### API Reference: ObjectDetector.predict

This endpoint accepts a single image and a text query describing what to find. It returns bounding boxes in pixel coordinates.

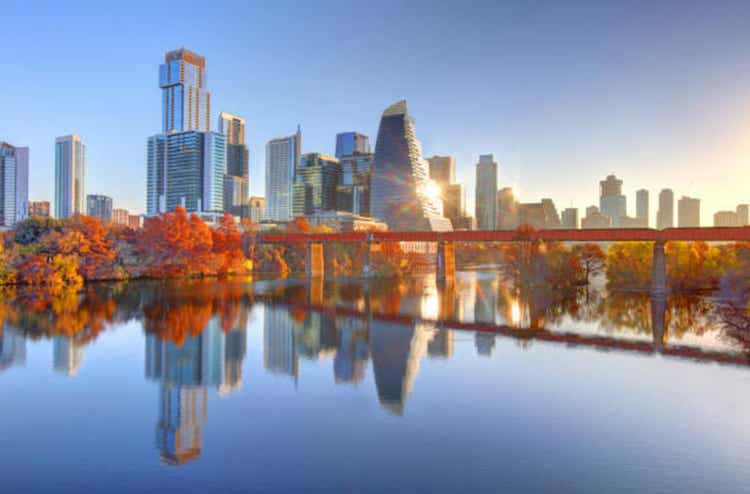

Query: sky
[2,0,750,225]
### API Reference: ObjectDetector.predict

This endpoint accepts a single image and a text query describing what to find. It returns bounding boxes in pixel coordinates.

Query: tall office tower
[292,153,341,217]
[475,154,498,230]
[496,187,519,230]
[737,204,749,226]
[336,151,374,216]
[636,189,649,226]
[426,155,456,189]
[248,196,265,223]
[561,208,579,229]
[29,200,50,217]
[657,188,674,229]
[54,135,85,219]
[370,101,451,231]
[678,196,700,227]
[218,112,249,216]
[0,142,29,226]
[146,134,166,215]
[157,131,226,213]
[265,128,301,222]
[599,174,626,225]
[160,48,210,133]
[541,198,561,228]
[86,194,113,222]
[335,132,370,159]
[443,183,463,225]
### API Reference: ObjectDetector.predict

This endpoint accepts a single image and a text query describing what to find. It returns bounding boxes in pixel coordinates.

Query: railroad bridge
[253,227,750,295]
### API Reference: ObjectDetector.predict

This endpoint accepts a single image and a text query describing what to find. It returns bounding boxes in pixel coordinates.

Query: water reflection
[1,274,749,467]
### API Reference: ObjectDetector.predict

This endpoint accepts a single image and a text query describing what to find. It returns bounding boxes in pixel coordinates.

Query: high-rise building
[443,183,463,225]
[160,48,210,133]
[29,200,50,217]
[336,152,373,216]
[248,196,265,223]
[335,132,370,159]
[55,135,85,218]
[112,208,129,226]
[475,154,498,230]
[561,208,578,229]
[599,174,626,225]
[517,200,560,230]
[737,204,749,226]
[86,194,113,222]
[426,156,456,189]
[128,214,142,229]
[0,142,29,226]
[265,128,301,222]
[636,189,649,227]
[496,187,519,230]
[657,189,674,229]
[218,112,249,216]
[541,199,561,228]
[678,196,700,227]
[292,153,341,217]
[714,211,740,227]
[582,209,612,228]
[146,134,166,215]
[370,101,451,231]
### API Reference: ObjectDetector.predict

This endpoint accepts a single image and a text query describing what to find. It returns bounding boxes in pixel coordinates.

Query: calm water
[2,272,750,493]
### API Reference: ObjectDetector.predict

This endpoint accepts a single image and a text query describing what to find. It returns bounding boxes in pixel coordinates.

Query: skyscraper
[678,196,700,227]
[335,132,370,159]
[443,183,464,225]
[86,194,113,222]
[265,128,301,222]
[657,188,674,229]
[0,142,29,226]
[737,204,749,226]
[496,187,518,230]
[475,154,498,230]
[336,152,373,216]
[599,174,626,225]
[370,101,451,231]
[636,189,649,227]
[218,112,249,216]
[426,155,456,189]
[292,153,341,217]
[55,135,85,218]
[160,48,210,133]
[561,208,579,229]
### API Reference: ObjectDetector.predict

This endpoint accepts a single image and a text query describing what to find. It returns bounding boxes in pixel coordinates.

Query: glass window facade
[292,153,341,217]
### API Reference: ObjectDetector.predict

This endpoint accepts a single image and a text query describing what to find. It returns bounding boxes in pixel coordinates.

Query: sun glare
[420,180,442,201]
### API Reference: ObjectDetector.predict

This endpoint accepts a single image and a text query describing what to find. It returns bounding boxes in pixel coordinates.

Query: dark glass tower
[370,100,452,231]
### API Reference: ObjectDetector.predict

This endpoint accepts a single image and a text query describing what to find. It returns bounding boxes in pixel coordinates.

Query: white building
[55,134,86,218]
[265,128,301,222]
[0,142,29,226]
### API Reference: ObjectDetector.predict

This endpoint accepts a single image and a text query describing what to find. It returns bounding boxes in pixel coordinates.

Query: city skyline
[2,2,750,226]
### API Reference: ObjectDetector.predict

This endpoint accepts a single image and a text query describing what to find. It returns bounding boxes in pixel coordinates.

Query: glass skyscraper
[160,49,210,133]
[265,127,301,222]
[370,100,451,231]
[163,131,225,212]
[55,134,85,218]
[0,142,29,226]
[292,153,341,217]
[335,132,370,159]
[475,154,497,230]
[218,112,249,216]
[86,194,113,222]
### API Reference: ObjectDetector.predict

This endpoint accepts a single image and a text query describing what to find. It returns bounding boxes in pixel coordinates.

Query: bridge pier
[651,241,667,296]
[436,240,455,281]
[650,294,667,351]
[306,240,325,278]
[361,234,374,278]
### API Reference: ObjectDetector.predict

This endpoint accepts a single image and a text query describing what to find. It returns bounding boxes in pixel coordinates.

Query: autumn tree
[572,243,606,285]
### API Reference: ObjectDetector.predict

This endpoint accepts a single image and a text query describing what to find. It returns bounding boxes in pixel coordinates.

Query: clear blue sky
[3,0,750,224]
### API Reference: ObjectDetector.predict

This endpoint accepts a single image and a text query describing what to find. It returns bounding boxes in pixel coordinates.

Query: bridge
[253,227,750,295]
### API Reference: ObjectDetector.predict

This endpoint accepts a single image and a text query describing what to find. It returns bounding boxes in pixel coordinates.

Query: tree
[572,243,606,285]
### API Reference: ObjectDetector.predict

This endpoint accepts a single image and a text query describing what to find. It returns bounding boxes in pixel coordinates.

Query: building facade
[55,135,85,218]
[561,208,579,229]
[714,211,740,227]
[496,187,519,230]
[336,152,373,217]
[160,48,210,133]
[112,208,129,226]
[426,155,456,189]
[292,153,341,217]
[265,128,301,222]
[475,154,498,230]
[737,204,749,226]
[599,174,626,225]
[248,196,265,223]
[370,101,451,231]
[636,189,649,227]
[86,194,113,222]
[335,132,370,159]
[128,214,142,229]
[678,196,700,227]
[29,200,50,217]
[657,188,674,229]
[218,112,249,216]
[0,142,29,226]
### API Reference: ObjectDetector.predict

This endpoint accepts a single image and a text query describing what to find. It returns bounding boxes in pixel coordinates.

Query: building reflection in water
[333,315,369,384]
[0,326,26,371]
[145,310,248,465]
[53,336,84,376]
[263,305,299,381]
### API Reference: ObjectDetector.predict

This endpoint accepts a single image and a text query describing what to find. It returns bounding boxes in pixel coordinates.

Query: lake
[1,272,750,493]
